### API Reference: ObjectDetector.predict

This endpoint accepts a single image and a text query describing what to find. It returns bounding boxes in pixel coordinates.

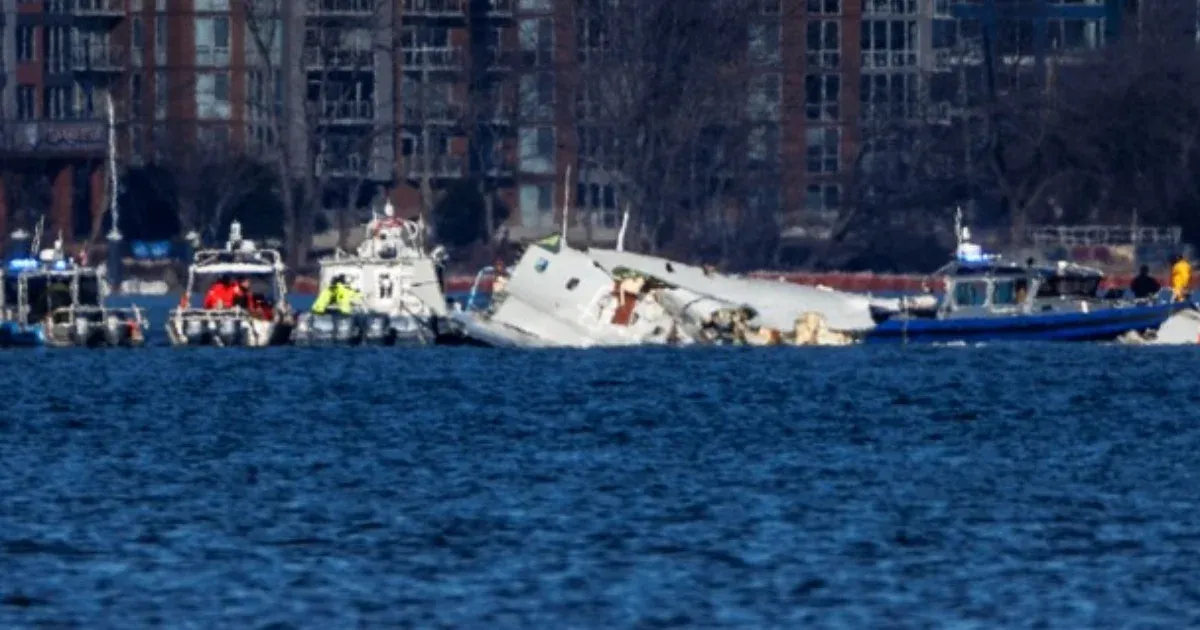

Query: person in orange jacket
[203,275,235,309]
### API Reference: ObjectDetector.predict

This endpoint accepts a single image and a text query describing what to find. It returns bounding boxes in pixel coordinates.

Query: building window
[195,0,231,10]
[132,17,145,50]
[155,15,168,64]
[576,181,619,228]
[805,126,840,174]
[399,25,449,49]
[196,71,231,119]
[17,26,35,61]
[861,19,917,68]
[806,20,840,69]
[804,74,840,122]
[519,17,554,67]
[1047,18,1103,51]
[17,86,35,119]
[862,0,916,15]
[518,0,552,11]
[577,14,612,62]
[519,126,555,173]
[44,86,72,119]
[577,125,614,161]
[749,21,781,64]
[860,72,918,120]
[519,72,554,121]
[155,72,168,119]
[195,17,230,66]
[807,0,840,14]
[748,73,782,121]
[47,26,69,73]
[805,183,841,217]
[130,73,143,117]
[748,124,779,165]
[519,183,554,228]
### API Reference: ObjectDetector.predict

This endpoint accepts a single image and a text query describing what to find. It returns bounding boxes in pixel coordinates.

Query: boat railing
[465,266,495,311]
[169,306,281,324]
[46,304,146,325]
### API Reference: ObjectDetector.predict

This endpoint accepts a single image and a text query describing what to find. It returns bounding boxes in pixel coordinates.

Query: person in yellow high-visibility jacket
[1170,254,1192,302]
[312,275,361,315]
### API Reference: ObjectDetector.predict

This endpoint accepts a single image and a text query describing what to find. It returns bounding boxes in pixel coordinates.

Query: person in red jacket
[203,276,235,309]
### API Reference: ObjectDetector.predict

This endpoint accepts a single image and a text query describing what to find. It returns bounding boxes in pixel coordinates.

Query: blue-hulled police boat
[864,219,1191,344]
[0,239,147,348]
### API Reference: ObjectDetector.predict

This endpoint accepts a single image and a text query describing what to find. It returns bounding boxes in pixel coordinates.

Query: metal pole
[105,93,122,292]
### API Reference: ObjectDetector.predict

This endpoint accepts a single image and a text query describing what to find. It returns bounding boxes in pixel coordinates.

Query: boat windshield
[3,275,16,308]
[953,280,988,307]
[1035,275,1101,298]
[25,276,70,320]
[991,278,1029,306]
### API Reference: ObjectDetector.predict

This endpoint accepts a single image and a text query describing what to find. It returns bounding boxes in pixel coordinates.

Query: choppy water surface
[2,345,1199,628]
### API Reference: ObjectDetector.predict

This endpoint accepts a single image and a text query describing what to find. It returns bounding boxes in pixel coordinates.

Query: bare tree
[239,0,404,268]
[560,0,762,261]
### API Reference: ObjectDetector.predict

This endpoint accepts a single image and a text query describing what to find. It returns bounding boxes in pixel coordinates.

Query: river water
[1,340,1199,628]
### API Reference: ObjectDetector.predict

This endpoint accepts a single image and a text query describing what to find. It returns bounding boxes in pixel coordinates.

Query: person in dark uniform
[1130,265,1161,299]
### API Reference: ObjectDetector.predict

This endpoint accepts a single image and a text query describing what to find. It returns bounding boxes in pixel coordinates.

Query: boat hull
[166,309,293,347]
[0,322,45,348]
[438,311,553,348]
[291,312,436,346]
[864,302,1186,344]
[0,313,146,348]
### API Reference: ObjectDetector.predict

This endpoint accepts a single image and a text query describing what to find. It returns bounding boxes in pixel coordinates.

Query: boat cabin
[938,257,1106,316]
[181,224,288,313]
[2,256,104,325]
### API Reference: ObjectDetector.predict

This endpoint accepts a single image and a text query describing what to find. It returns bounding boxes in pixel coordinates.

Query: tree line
[4,0,1196,273]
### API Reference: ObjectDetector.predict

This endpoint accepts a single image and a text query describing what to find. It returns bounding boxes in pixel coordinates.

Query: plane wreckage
[444,235,883,348]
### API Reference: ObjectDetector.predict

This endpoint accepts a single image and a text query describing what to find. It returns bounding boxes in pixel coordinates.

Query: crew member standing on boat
[203,275,236,309]
[1171,255,1192,302]
[1130,265,1162,299]
[231,276,252,309]
[311,275,360,315]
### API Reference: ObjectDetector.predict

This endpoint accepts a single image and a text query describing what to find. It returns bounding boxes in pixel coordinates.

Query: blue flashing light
[52,260,68,270]
[7,258,38,271]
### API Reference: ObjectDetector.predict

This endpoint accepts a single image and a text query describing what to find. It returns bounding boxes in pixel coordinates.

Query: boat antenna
[954,206,964,248]
[616,202,630,252]
[31,215,44,256]
[106,92,120,242]
[561,165,571,246]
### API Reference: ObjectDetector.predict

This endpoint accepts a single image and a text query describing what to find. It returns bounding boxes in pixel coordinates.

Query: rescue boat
[292,200,449,346]
[165,221,294,347]
[0,236,147,348]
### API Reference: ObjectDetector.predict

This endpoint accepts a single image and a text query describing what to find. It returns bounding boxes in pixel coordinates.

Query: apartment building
[0,0,250,245]
[0,0,1155,251]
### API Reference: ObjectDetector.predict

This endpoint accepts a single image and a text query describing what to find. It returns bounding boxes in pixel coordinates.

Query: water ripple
[0,344,1197,627]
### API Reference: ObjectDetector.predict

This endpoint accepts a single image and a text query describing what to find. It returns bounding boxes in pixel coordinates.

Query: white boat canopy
[192,262,277,275]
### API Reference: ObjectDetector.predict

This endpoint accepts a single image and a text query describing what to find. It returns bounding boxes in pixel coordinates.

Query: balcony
[0,120,107,156]
[402,103,461,125]
[317,152,369,177]
[318,100,375,123]
[405,154,464,179]
[72,0,124,18]
[402,0,466,20]
[302,48,374,69]
[484,0,514,19]
[71,44,124,73]
[306,0,376,17]
[479,156,514,178]
[402,47,463,73]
